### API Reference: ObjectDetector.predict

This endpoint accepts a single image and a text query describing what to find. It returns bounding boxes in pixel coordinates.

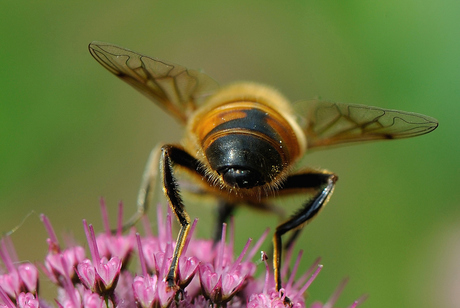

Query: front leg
[161,144,207,288]
[273,170,338,291]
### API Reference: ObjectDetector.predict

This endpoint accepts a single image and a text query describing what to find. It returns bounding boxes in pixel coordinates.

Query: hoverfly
[88,42,438,291]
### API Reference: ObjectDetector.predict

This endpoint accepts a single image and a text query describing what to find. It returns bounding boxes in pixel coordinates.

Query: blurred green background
[0,1,459,307]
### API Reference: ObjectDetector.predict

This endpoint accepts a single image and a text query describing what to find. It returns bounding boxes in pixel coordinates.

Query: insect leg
[283,228,302,251]
[273,170,338,291]
[123,144,162,230]
[161,144,207,288]
[213,201,236,242]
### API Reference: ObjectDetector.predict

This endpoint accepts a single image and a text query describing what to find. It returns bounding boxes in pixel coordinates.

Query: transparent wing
[294,99,438,149]
[89,41,219,124]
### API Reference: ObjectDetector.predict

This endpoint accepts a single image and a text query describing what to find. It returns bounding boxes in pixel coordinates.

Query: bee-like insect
[89,42,438,291]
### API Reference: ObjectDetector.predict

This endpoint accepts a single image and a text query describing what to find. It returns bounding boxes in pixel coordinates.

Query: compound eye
[220,167,265,189]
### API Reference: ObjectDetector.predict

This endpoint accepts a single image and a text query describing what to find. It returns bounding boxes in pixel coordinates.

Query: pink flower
[0,270,21,300]
[0,237,39,299]
[17,265,38,295]
[16,293,39,308]
[76,259,97,292]
[0,202,364,308]
[96,199,136,264]
[41,214,86,285]
[75,221,122,296]
[197,223,266,304]
[132,274,174,308]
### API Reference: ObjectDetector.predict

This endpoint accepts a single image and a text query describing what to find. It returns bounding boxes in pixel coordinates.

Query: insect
[88,41,438,291]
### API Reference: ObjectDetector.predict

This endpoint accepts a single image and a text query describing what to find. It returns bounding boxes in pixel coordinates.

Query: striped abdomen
[194,101,301,189]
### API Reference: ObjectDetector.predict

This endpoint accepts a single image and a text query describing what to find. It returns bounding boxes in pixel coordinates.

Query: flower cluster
[0,199,364,308]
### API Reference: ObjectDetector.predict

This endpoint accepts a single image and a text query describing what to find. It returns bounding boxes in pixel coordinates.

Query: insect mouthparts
[220,167,263,189]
